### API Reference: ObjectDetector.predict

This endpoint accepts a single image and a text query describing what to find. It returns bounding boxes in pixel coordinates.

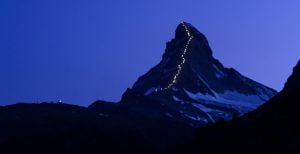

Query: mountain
[0,22,282,154]
[0,102,193,154]
[182,60,300,154]
[119,22,277,126]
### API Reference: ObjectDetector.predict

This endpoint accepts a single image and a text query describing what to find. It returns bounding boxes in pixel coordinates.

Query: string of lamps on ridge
[155,22,194,92]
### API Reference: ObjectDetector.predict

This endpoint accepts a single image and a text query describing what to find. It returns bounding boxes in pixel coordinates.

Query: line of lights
[155,22,193,92]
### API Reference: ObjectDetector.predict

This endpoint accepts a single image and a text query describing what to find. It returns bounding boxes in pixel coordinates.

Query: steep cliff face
[186,60,300,154]
[120,22,277,126]
[282,60,300,94]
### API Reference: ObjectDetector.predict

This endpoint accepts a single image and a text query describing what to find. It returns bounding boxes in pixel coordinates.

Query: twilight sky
[1,0,300,106]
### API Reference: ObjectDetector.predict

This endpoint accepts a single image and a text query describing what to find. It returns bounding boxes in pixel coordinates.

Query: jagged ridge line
[155,22,193,92]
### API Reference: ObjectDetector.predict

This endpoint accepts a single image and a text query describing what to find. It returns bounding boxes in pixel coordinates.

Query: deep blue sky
[1,0,300,106]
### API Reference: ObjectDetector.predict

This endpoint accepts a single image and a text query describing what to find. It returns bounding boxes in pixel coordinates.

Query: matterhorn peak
[175,22,193,38]
[121,22,277,127]
[175,22,210,47]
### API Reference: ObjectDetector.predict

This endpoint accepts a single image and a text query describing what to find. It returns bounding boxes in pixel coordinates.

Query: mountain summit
[121,22,277,126]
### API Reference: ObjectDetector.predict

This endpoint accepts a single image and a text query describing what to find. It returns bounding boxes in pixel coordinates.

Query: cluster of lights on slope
[155,22,194,92]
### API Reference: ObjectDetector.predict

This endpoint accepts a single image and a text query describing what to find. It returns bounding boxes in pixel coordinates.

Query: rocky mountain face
[182,60,300,154]
[120,22,277,126]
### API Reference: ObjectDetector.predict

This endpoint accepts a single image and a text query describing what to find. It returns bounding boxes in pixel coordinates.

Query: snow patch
[256,87,275,101]
[192,103,218,122]
[172,96,185,104]
[183,114,204,121]
[173,96,181,102]
[144,87,155,96]
[184,89,216,101]
[221,90,264,106]
[213,64,225,78]
[172,87,179,91]
[192,103,214,112]
[165,112,173,118]
[195,73,219,97]
[184,89,264,108]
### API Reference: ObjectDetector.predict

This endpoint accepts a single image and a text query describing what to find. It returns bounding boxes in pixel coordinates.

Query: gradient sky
[1,0,300,106]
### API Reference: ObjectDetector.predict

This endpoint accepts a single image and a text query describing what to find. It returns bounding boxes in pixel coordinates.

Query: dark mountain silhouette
[0,102,193,154]
[119,22,276,126]
[179,60,300,154]
[0,22,287,154]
